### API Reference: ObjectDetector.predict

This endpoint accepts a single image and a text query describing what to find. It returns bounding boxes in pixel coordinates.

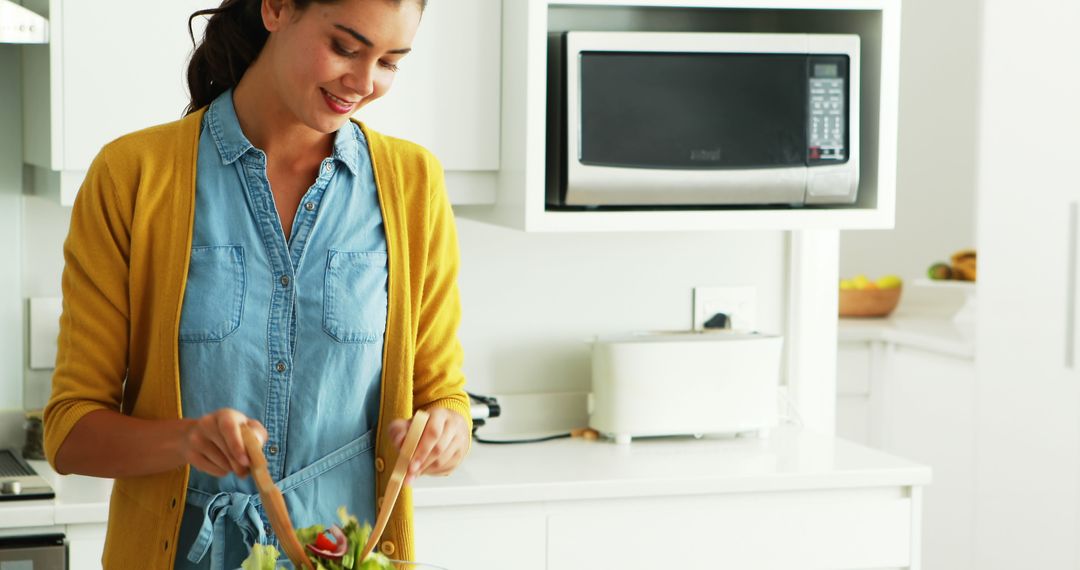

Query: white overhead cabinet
[20,0,500,206]
[974,0,1080,567]
[357,0,501,204]
[21,0,213,204]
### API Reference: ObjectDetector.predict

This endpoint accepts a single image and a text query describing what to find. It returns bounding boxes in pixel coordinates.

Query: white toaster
[589,331,784,444]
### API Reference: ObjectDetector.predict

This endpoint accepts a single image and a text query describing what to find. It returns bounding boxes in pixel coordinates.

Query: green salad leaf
[241,544,284,570]
[240,507,394,570]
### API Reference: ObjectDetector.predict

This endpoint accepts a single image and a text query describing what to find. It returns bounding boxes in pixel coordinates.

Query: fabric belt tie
[186,489,266,570]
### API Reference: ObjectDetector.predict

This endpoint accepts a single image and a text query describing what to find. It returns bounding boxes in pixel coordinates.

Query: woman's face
[262,0,422,134]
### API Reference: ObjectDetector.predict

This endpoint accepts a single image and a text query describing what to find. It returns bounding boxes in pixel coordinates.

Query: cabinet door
[974,1,1080,567]
[356,0,501,172]
[66,523,107,570]
[61,0,215,171]
[413,504,545,570]
[883,346,975,570]
[836,340,873,445]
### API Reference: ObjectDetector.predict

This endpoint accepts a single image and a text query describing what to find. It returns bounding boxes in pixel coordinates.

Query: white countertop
[413,426,930,508]
[3,427,930,528]
[1,460,112,530]
[839,315,975,359]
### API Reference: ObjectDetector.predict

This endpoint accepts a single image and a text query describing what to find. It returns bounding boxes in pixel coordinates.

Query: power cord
[472,428,572,445]
[467,391,599,444]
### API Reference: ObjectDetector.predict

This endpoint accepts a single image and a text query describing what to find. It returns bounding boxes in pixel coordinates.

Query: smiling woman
[42,0,471,569]
[186,0,428,117]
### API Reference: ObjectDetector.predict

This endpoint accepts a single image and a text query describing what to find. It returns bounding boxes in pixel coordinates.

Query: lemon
[851,274,871,290]
[875,275,903,289]
[839,279,855,290]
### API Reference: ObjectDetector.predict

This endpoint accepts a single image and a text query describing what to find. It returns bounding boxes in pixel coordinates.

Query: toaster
[589,331,784,444]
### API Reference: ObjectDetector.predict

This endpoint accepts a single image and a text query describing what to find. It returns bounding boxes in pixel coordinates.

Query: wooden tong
[241,425,315,570]
[359,409,431,561]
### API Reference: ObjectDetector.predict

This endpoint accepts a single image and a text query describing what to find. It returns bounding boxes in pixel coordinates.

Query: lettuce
[241,544,284,570]
[239,507,394,570]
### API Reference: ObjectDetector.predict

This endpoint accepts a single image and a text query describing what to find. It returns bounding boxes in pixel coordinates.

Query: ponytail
[185,0,272,115]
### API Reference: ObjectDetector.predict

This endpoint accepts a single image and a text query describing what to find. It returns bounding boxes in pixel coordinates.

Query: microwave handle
[1067,201,1078,369]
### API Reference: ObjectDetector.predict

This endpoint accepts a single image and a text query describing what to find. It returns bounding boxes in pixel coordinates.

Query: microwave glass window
[578,52,808,170]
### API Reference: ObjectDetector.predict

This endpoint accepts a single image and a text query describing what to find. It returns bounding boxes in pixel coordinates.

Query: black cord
[472,431,573,444]
[473,423,574,444]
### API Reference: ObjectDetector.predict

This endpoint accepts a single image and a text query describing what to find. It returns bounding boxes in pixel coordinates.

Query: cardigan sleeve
[410,153,472,429]
[43,147,133,469]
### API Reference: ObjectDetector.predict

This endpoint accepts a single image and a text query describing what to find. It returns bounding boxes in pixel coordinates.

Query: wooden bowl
[838,286,902,318]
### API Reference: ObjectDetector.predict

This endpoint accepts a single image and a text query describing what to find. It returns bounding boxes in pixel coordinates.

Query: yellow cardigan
[43,107,471,568]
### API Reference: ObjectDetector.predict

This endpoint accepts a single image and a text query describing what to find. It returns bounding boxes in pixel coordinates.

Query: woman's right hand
[182,409,268,478]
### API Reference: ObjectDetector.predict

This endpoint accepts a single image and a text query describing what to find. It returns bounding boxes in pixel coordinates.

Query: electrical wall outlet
[692,286,758,332]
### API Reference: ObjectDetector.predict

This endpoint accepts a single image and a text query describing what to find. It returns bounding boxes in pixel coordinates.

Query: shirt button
[280,275,290,287]
[323,162,333,173]
[380,540,395,556]
[276,361,287,373]
[374,457,385,472]
[268,445,279,456]
[304,202,315,212]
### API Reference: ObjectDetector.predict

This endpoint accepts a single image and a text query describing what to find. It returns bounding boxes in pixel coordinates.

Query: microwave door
[566,50,809,207]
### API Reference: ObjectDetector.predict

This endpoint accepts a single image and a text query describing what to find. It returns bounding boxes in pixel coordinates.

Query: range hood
[0,0,48,44]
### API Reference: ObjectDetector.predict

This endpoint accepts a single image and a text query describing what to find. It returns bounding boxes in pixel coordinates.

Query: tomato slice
[314,530,337,551]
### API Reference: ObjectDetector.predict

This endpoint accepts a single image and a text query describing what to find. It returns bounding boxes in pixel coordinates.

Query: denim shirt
[174,90,387,569]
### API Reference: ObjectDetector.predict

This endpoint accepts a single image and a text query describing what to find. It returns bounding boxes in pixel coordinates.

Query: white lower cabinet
[837,339,975,570]
[416,488,921,570]
[545,490,914,570]
[66,523,107,570]
[413,504,546,570]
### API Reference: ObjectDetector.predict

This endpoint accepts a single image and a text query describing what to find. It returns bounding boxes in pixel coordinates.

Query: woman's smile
[321,87,357,114]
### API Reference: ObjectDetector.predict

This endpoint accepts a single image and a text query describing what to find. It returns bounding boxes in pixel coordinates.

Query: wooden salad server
[241,424,315,570]
[359,409,431,561]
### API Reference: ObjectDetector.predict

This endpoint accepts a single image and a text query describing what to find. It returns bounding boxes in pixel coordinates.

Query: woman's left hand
[388,408,469,486]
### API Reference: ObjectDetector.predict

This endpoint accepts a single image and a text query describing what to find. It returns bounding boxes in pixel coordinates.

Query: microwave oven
[546,31,861,208]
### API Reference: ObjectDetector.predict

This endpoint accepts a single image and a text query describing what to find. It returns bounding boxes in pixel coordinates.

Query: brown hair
[185,0,427,115]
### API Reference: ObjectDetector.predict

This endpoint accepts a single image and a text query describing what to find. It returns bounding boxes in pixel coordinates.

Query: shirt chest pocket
[179,245,246,343]
[323,250,389,344]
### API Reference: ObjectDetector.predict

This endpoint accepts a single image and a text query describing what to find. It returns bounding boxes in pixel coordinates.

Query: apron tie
[186,489,267,570]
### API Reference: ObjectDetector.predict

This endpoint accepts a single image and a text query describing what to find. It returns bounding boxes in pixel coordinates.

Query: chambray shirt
[174,90,387,570]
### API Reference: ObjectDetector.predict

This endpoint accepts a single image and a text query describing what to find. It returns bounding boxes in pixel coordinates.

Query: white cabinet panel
[883,346,975,570]
[357,0,501,173]
[22,0,499,205]
[22,0,212,172]
[414,504,545,570]
[546,490,913,570]
[838,341,872,396]
[974,0,1080,568]
[65,523,106,570]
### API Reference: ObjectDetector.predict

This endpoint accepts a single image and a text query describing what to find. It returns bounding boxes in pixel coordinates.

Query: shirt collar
[206,89,364,176]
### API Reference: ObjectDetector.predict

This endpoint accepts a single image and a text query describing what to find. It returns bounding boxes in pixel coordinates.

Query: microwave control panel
[807,56,848,164]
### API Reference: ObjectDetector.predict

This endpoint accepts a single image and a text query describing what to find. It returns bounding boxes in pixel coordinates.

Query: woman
[42,0,471,567]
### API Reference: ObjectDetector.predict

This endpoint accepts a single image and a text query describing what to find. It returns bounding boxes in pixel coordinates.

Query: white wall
[839,0,980,282]
[455,222,787,395]
[0,46,26,411]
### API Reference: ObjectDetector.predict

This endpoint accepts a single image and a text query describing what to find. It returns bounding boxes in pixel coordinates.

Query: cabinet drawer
[547,488,913,569]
